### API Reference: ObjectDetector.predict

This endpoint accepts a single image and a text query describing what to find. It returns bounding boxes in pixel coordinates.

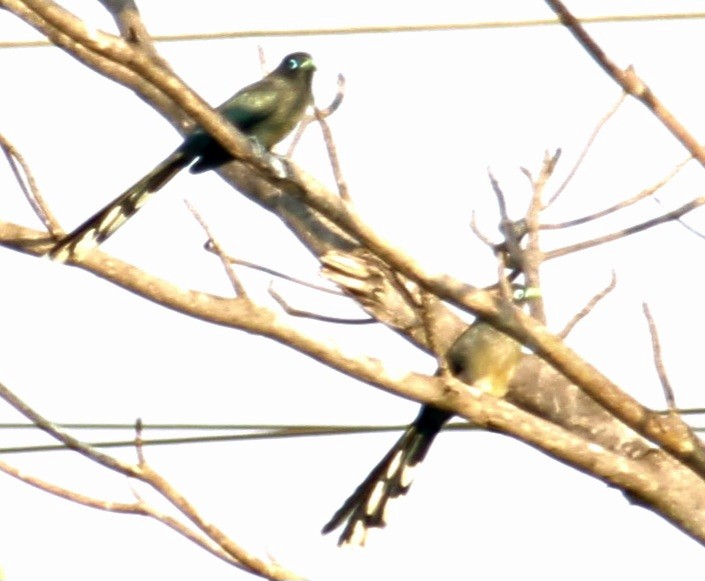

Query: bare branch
[545,93,626,208]
[545,193,705,261]
[542,156,692,230]
[288,73,346,156]
[0,378,300,579]
[0,456,140,513]
[98,0,163,62]
[257,45,268,73]
[652,194,705,240]
[0,380,141,477]
[204,242,344,296]
[469,210,496,248]
[487,168,524,272]
[134,417,146,465]
[185,200,247,297]
[522,150,560,323]
[268,283,373,324]
[545,0,705,168]
[643,303,676,410]
[0,131,61,235]
[315,104,350,200]
[559,271,617,339]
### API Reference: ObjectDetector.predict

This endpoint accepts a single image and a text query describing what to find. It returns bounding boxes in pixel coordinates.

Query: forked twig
[0,380,299,578]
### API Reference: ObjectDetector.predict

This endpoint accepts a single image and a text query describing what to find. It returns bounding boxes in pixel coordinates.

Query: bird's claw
[264,152,290,180]
[246,137,289,179]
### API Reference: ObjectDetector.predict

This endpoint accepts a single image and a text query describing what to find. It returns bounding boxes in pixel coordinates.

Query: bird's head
[484,283,541,306]
[275,52,316,78]
[509,284,541,304]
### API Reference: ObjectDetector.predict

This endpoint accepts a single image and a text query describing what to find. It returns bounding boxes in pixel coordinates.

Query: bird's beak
[301,58,316,71]
[523,287,542,299]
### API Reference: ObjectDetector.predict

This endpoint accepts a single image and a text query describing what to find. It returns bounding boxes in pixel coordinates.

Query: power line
[1,420,704,454]
[1,12,704,50]
[0,422,483,454]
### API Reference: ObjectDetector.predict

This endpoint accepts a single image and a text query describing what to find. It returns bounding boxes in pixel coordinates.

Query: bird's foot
[247,136,267,158]
[247,137,290,179]
[264,152,291,180]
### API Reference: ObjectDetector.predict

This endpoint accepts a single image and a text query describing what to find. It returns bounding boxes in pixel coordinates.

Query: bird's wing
[216,79,281,131]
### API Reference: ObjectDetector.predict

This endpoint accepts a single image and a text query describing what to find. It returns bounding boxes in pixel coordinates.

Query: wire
[0,422,483,454]
[1,12,705,50]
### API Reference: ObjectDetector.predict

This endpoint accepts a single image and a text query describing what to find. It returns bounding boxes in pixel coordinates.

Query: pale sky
[1,2,705,580]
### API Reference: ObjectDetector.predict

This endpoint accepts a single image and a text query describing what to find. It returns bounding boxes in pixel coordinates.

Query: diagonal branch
[0,130,61,235]
[545,193,705,260]
[541,156,691,231]
[545,0,705,167]
[545,92,626,208]
[0,379,300,580]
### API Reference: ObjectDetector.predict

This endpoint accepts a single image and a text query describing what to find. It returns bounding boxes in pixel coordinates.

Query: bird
[50,52,316,261]
[322,285,539,546]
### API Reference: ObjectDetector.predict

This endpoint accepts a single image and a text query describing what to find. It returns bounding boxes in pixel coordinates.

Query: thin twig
[257,45,268,73]
[545,93,626,208]
[185,200,247,297]
[0,378,297,578]
[0,131,61,235]
[521,151,560,323]
[559,271,617,339]
[545,0,705,168]
[542,156,692,230]
[488,167,510,220]
[288,73,345,155]
[488,168,524,271]
[469,211,496,248]
[0,457,239,568]
[643,303,676,410]
[204,240,344,295]
[135,417,145,465]
[315,104,350,200]
[0,381,140,476]
[545,193,705,260]
[268,283,374,324]
[652,195,705,240]
[0,457,140,512]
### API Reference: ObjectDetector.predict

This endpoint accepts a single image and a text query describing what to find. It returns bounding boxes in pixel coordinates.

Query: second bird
[51,51,316,261]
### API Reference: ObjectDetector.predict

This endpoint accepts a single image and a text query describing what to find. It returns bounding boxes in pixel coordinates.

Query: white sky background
[1,1,705,579]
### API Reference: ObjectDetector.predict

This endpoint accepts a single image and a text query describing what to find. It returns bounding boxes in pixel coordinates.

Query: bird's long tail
[50,148,192,261]
[322,406,449,546]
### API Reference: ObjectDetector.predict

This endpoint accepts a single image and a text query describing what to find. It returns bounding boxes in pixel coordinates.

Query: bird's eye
[513,288,526,301]
[287,58,299,70]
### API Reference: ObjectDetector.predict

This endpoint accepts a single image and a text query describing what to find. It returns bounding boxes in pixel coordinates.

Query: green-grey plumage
[322,286,536,546]
[50,52,315,261]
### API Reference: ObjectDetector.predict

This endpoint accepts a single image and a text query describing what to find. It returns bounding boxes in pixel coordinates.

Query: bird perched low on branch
[322,285,539,546]
[51,51,316,261]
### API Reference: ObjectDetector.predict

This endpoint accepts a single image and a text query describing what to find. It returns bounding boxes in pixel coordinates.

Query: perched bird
[322,285,539,546]
[51,52,316,261]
